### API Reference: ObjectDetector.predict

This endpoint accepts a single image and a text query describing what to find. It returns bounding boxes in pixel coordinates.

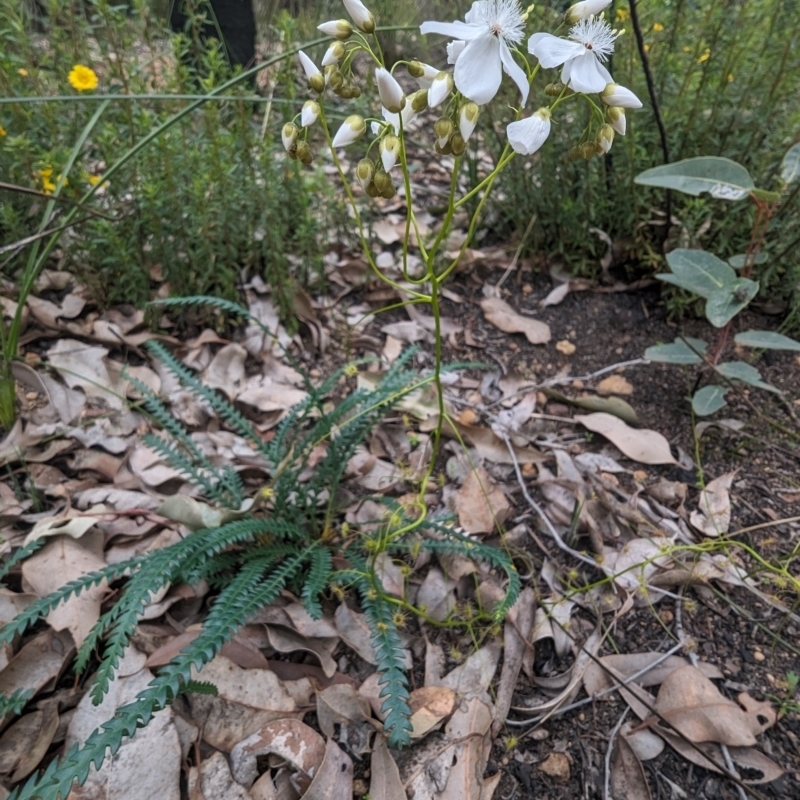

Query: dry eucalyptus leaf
[229,718,325,790]
[302,739,353,800]
[264,624,338,679]
[409,685,457,739]
[24,504,106,545]
[439,642,500,701]
[653,665,769,747]
[0,704,59,781]
[188,752,251,800]
[203,342,247,399]
[480,297,551,345]
[454,468,512,534]
[575,413,677,465]
[316,684,374,754]
[611,723,652,800]
[620,720,664,761]
[46,339,127,410]
[21,531,108,648]
[369,734,406,800]
[689,472,734,537]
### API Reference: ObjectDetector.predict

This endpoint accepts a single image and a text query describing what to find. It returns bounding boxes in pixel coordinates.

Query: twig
[727,516,800,537]
[495,214,537,290]
[604,708,629,800]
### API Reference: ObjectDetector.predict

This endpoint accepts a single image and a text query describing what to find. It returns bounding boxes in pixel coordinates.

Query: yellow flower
[18,68,28,77]
[683,46,691,52]
[652,22,664,32]
[644,44,650,53]
[38,167,67,194]
[68,64,98,92]
[727,73,734,82]
[0,125,6,138]
[698,48,711,63]
[615,7,629,21]
[87,174,102,186]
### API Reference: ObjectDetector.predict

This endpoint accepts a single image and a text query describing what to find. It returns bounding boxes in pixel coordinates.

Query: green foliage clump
[0,340,519,800]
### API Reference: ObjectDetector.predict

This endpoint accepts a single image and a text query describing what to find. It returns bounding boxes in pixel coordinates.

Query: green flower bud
[459,102,480,142]
[309,72,325,94]
[579,142,596,160]
[595,123,615,154]
[327,67,344,92]
[434,140,453,155]
[380,182,397,199]
[407,61,425,79]
[410,89,429,113]
[450,132,466,155]
[380,134,401,171]
[282,123,299,152]
[296,140,313,165]
[545,82,573,97]
[331,114,366,148]
[356,158,374,190]
[366,181,381,197]
[605,106,626,136]
[434,117,454,149]
[373,169,393,194]
[567,145,582,161]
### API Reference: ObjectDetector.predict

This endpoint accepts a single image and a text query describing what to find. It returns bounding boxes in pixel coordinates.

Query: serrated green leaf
[717,362,781,393]
[644,337,707,364]
[660,249,736,299]
[635,157,754,200]
[692,385,727,416]
[704,278,759,327]
[781,142,800,185]
[734,330,800,351]
[727,252,768,269]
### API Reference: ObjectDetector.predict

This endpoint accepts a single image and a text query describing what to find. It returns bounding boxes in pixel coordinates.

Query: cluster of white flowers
[284,0,646,192]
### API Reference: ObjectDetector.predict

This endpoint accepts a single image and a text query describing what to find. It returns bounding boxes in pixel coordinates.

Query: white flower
[447,40,466,64]
[332,115,366,148]
[380,134,401,171]
[411,61,441,89]
[420,0,530,106]
[375,67,405,113]
[600,82,642,108]
[507,107,551,154]
[301,100,320,128]
[318,19,353,40]
[321,42,345,67]
[343,0,375,33]
[282,123,298,152]
[298,51,322,82]
[596,122,614,153]
[428,71,453,107]
[605,106,626,135]
[370,104,417,136]
[459,102,480,141]
[566,0,612,24]
[528,17,617,94]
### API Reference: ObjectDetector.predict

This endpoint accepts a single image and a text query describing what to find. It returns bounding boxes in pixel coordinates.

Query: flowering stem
[454,149,515,210]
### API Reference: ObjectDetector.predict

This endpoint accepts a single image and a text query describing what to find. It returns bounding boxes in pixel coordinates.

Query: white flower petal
[420,20,482,40]
[447,40,467,64]
[454,33,502,106]
[297,50,321,80]
[601,83,643,108]
[507,110,551,155]
[567,0,612,23]
[499,40,529,106]
[565,50,609,93]
[415,62,441,89]
[376,67,405,113]
[343,0,374,31]
[428,72,452,107]
[528,32,584,67]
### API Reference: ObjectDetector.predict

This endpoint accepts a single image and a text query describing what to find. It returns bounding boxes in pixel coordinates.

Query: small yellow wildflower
[652,22,664,31]
[727,73,734,82]
[18,68,28,77]
[0,125,6,138]
[87,174,102,186]
[615,7,629,21]
[38,167,67,194]
[698,48,711,63]
[343,363,359,377]
[644,44,650,53]
[683,46,691,52]
[68,64,98,92]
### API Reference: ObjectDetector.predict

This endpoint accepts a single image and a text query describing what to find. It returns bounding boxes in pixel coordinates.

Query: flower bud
[434,117,454,149]
[428,71,453,108]
[566,0,612,24]
[567,146,582,161]
[298,51,324,93]
[434,140,453,155]
[366,181,381,197]
[317,19,353,40]
[605,106,626,136]
[380,134,401,171]
[380,182,397,199]
[327,67,344,92]
[579,142,596,160]
[356,158,374,190]
[296,140,313,165]
[545,82,565,96]
[348,85,361,99]
[343,0,375,33]
[459,102,479,142]
[407,61,425,79]
[375,68,405,114]
[373,169,393,194]
[450,132,466,155]
[410,89,429,113]
[301,100,320,128]
[408,61,440,89]
[331,114,366,148]
[595,123,614,154]
[282,122,299,152]
[321,41,346,67]
[600,83,643,109]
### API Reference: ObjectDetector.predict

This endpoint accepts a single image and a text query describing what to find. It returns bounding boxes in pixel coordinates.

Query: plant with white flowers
[282,0,645,476]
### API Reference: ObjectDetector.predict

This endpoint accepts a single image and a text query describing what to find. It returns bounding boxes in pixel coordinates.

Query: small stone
[353,778,369,796]
[556,340,576,356]
[309,369,321,378]
[546,403,570,417]
[522,462,538,478]
[659,609,674,624]
[596,375,634,396]
[458,408,479,426]
[530,728,549,741]
[633,470,648,483]
[753,650,765,662]
[536,391,548,407]
[539,753,570,783]
[572,379,584,390]
[26,391,38,401]
[522,284,533,294]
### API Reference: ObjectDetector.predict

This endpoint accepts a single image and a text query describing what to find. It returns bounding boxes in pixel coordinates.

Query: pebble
[353,778,369,796]
[753,650,765,662]
[546,403,570,416]
[556,340,576,356]
[539,753,570,783]
[26,391,38,401]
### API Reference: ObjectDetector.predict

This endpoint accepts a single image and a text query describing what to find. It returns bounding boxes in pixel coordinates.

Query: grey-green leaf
[635,157,754,200]
[704,278,759,327]
[727,252,768,269]
[781,142,800,185]
[661,249,736,299]
[645,337,707,364]
[692,385,727,416]
[717,361,780,393]
[734,330,800,351]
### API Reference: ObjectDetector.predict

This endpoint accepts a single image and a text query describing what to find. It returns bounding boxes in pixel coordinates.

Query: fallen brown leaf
[689,472,734,537]
[454,468,512,535]
[575,413,677,465]
[480,297,551,345]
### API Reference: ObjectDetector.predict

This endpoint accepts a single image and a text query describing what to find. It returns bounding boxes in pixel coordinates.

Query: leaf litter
[0,217,797,800]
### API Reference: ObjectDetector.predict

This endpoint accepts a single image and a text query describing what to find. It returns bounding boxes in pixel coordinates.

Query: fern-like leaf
[0,689,32,720]
[0,539,44,585]
[301,545,331,620]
